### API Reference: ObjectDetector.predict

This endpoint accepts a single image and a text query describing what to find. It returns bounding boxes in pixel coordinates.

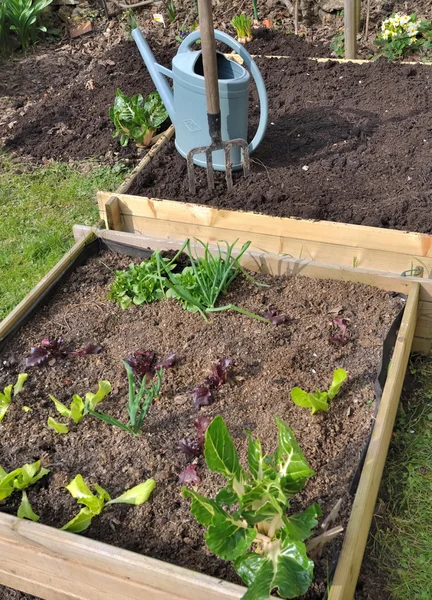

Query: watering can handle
[178,30,268,153]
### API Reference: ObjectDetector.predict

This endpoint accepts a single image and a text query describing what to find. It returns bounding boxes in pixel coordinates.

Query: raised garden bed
[0,223,425,600]
[127,55,432,234]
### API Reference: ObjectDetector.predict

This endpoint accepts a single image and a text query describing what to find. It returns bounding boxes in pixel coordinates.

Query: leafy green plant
[156,238,270,323]
[231,15,252,43]
[375,13,432,59]
[0,373,28,421]
[62,474,156,532]
[108,252,175,309]
[5,0,52,50]
[109,89,168,147]
[18,490,40,521]
[183,416,320,600]
[330,30,345,57]
[291,368,347,414]
[47,380,112,434]
[85,363,163,436]
[0,460,49,522]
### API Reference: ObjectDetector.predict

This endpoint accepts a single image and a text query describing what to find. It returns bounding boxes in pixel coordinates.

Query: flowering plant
[375,13,432,59]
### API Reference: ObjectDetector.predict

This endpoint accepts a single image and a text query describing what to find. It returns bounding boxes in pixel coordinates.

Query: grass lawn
[370,355,432,600]
[0,155,127,320]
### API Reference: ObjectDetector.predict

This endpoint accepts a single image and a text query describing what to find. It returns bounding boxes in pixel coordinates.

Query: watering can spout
[132,27,175,123]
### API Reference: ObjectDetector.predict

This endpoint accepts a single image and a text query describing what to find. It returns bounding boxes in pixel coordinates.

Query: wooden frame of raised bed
[0,218,429,600]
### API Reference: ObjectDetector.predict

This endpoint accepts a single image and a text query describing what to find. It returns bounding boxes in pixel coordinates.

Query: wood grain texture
[329,282,419,600]
[97,192,432,275]
[0,513,245,600]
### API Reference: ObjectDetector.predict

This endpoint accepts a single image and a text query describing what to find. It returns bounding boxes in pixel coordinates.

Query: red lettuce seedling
[194,416,211,445]
[125,350,176,381]
[192,386,212,409]
[193,359,232,409]
[264,306,289,326]
[329,318,350,346]
[178,438,201,458]
[26,338,102,367]
[182,416,320,600]
[179,464,200,485]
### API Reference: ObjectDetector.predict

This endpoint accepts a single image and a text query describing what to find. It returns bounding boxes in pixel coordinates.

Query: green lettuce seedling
[61,474,156,533]
[291,368,348,415]
[47,380,112,434]
[183,416,321,600]
[0,460,49,522]
[0,373,28,421]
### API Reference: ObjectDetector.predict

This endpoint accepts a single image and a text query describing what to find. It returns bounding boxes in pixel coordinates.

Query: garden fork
[187,0,250,195]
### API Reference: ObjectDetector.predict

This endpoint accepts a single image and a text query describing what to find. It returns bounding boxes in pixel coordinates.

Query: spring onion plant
[86,362,163,436]
[231,15,253,43]
[156,238,270,323]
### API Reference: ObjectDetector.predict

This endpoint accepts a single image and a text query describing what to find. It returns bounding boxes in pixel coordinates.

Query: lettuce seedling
[26,337,102,367]
[86,363,163,436]
[193,358,233,409]
[291,368,348,415]
[47,381,112,433]
[125,350,176,382]
[17,491,40,522]
[183,416,320,600]
[0,460,49,501]
[0,373,28,421]
[61,474,156,533]
[179,464,200,485]
[329,318,350,346]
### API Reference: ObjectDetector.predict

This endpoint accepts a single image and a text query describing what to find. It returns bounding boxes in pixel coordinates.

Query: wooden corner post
[344,0,357,59]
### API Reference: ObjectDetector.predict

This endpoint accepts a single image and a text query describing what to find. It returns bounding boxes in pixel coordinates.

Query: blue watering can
[132,28,268,172]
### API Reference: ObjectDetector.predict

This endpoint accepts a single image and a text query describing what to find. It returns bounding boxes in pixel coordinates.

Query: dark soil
[0,30,327,165]
[0,39,174,164]
[130,55,432,234]
[0,249,403,599]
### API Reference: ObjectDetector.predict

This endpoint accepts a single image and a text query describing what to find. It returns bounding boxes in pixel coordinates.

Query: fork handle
[197,0,221,142]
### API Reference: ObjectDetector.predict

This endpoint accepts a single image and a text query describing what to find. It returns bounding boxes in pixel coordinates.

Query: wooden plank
[97,192,432,261]
[0,231,95,342]
[0,513,245,600]
[114,125,175,195]
[328,282,419,600]
[105,196,122,231]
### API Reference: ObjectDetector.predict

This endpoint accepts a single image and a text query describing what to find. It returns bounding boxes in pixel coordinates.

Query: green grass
[371,355,432,600]
[0,154,127,320]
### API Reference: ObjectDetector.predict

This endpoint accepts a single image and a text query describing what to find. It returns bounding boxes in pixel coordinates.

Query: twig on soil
[111,0,159,8]
[307,525,344,553]
[251,157,270,182]
[321,497,343,532]
[364,0,371,38]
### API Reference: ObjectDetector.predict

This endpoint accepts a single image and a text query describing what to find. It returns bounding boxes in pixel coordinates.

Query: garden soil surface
[130,55,432,233]
[0,249,403,599]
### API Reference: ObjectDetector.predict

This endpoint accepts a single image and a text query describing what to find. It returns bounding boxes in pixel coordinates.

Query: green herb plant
[109,88,168,147]
[330,30,345,57]
[108,252,175,309]
[47,380,112,434]
[85,363,162,436]
[375,13,432,60]
[183,416,321,600]
[0,460,50,522]
[231,15,253,43]
[4,0,52,50]
[0,373,28,421]
[62,474,156,532]
[291,368,347,414]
